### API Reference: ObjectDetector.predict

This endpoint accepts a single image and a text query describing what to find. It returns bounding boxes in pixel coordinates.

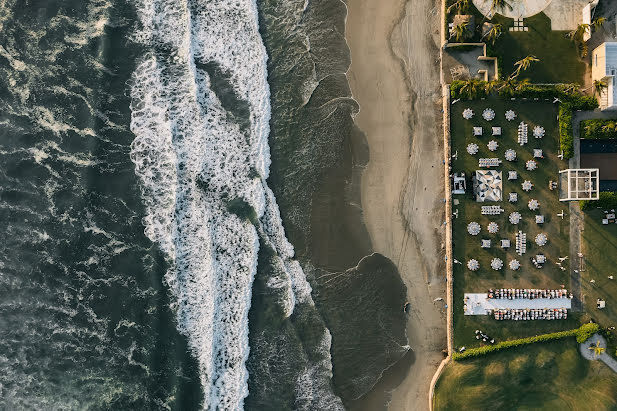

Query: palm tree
[568,23,590,42]
[490,0,512,13]
[483,23,503,45]
[484,79,498,95]
[450,21,469,42]
[460,79,478,99]
[447,0,469,14]
[497,77,517,96]
[593,17,607,31]
[559,83,580,95]
[593,79,608,97]
[588,342,606,358]
[512,55,539,78]
[515,78,530,92]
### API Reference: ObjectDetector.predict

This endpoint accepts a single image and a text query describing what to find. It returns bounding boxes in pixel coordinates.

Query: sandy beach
[345,0,447,409]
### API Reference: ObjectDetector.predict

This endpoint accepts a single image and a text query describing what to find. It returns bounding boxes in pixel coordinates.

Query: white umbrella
[463,108,474,120]
[509,212,521,224]
[467,143,479,155]
[468,222,481,235]
[522,180,533,192]
[535,233,548,246]
[483,108,495,121]
[491,258,503,270]
[533,125,545,138]
[526,160,537,171]
[487,222,499,233]
[505,149,516,161]
[509,259,520,270]
[467,259,480,271]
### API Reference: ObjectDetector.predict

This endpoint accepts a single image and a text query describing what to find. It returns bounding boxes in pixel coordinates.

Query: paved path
[580,333,617,373]
[569,201,583,311]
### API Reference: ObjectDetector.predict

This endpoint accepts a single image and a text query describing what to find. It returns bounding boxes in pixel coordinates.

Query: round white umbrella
[467,143,479,155]
[468,222,481,235]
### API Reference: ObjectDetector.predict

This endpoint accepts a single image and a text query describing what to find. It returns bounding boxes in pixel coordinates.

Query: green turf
[581,208,617,357]
[490,13,586,84]
[450,97,578,348]
[434,339,617,411]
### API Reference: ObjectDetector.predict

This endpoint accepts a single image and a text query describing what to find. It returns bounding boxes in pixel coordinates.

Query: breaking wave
[128,0,335,408]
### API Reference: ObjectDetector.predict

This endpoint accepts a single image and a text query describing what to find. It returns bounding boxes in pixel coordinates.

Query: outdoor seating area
[451,98,570,341]
[463,292,572,318]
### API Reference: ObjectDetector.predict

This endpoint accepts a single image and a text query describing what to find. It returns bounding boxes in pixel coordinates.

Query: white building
[591,42,617,110]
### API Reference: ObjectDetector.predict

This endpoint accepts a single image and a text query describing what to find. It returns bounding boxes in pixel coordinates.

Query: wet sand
[345,0,447,409]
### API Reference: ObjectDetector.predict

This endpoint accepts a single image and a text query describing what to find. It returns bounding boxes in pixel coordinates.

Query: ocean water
[0,0,409,409]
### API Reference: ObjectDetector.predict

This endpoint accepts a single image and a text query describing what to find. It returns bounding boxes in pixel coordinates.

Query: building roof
[581,153,617,180]
[592,42,617,108]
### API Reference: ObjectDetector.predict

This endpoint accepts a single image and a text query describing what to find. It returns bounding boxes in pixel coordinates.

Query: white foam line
[129,0,338,409]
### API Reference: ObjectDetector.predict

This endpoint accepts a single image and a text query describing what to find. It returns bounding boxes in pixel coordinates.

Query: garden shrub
[580,192,617,211]
[581,119,617,139]
[576,322,600,343]
[453,324,600,360]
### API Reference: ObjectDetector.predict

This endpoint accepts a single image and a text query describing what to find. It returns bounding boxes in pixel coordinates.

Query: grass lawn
[434,339,617,411]
[491,13,586,84]
[450,97,577,348]
[581,208,617,357]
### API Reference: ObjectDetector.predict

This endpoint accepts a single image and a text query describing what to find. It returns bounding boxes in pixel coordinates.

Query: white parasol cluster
[463,108,474,119]
[522,180,533,192]
[526,160,537,171]
[487,140,498,151]
[483,108,495,121]
[505,149,516,161]
[533,125,545,138]
[467,259,480,271]
[468,222,481,235]
[491,258,504,270]
[487,222,499,233]
[528,199,539,210]
[535,233,548,246]
[467,143,479,155]
[509,212,521,224]
[509,259,520,270]
[505,110,516,121]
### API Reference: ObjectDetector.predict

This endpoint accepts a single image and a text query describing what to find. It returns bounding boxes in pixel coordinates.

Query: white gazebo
[559,169,600,201]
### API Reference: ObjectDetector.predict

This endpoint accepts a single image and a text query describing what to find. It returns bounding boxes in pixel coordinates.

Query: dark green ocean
[0,0,409,409]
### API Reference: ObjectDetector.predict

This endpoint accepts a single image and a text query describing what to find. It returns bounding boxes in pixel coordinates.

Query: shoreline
[344,0,447,410]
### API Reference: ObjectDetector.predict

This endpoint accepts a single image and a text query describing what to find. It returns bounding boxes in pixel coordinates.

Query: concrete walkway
[579,333,617,373]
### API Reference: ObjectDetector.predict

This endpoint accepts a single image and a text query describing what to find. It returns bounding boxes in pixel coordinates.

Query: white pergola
[559,169,599,201]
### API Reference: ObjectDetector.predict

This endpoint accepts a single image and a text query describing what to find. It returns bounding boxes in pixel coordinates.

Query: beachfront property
[435,0,617,408]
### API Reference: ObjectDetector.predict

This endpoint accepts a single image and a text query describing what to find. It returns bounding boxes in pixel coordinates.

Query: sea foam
[129,0,332,408]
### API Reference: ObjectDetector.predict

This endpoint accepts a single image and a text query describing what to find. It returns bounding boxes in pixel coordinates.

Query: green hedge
[580,192,617,211]
[453,323,600,360]
[576,322,601,343]
[581,119,617,139]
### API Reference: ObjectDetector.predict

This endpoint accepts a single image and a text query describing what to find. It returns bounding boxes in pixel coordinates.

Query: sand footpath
[345,0,447,409]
